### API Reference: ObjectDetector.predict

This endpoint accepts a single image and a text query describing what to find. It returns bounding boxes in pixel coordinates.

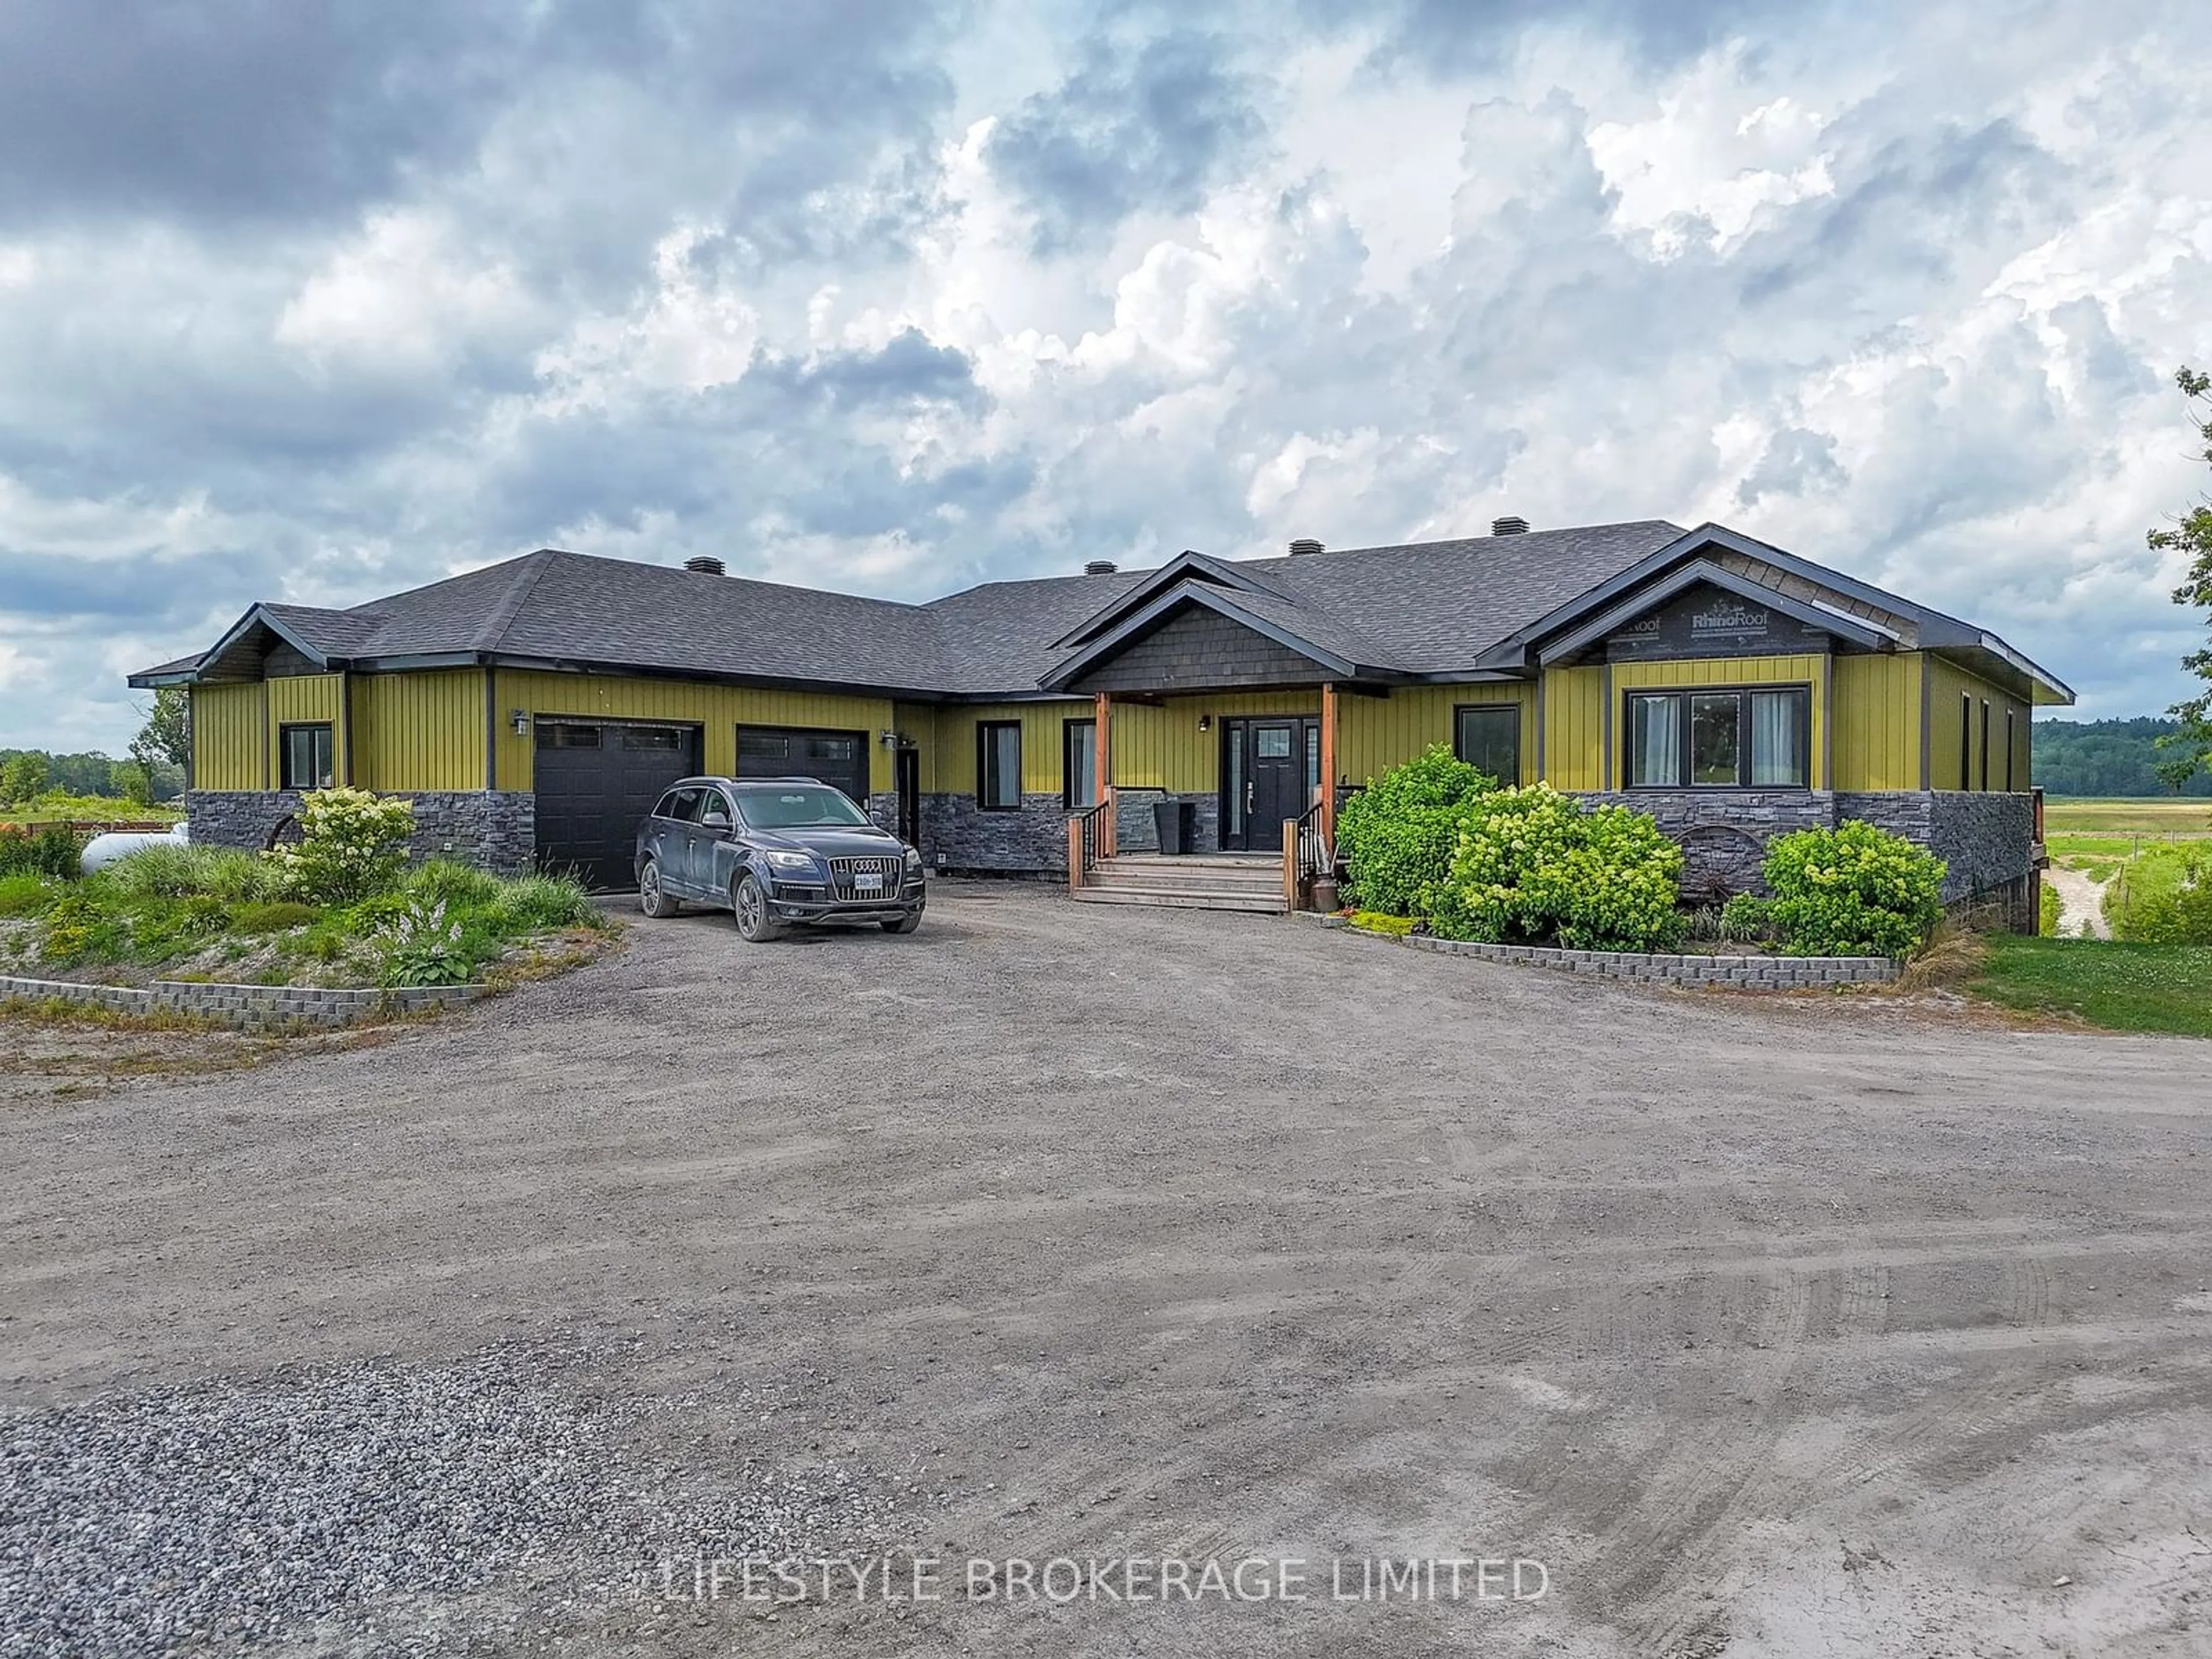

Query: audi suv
[634,776,925,941]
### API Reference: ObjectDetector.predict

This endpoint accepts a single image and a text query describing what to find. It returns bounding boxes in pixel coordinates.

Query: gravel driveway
[3,887,2208,1657]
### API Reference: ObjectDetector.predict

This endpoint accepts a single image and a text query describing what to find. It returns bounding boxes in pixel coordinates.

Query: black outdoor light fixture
[1198,713,1211,731]
[509,709,530,737]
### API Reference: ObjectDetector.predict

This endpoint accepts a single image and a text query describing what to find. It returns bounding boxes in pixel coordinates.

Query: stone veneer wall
[1838,789,2038,926]
[920,792,1071,874]
[187,790,536,877]
[0,972,484,1030]
[1569,790,1836,902]
[1106,789,1220,855]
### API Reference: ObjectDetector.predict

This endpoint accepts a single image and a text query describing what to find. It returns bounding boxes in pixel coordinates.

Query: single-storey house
[130,517,2070,919]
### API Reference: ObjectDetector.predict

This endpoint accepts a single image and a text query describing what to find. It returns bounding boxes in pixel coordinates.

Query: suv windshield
[738,786,870,830]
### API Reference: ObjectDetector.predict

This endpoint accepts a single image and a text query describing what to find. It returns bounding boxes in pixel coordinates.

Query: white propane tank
[79,820,190,874]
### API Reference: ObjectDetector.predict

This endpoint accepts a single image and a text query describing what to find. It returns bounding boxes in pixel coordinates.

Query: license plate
[854,872,884,892]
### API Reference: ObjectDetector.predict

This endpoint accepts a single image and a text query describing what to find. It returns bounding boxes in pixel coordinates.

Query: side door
[690,786,743,901]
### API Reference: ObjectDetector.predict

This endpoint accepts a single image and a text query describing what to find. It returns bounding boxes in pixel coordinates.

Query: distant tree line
[2035,717,2212,798]
[1,688,191,806]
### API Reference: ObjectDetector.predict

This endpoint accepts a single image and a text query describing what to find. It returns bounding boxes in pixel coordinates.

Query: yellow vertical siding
[893,702,938,794]
[1924,654,2031,791]
[1336,683,1532,786]
[934,701,1086,796]
[491,671,896,794]
[1541,666,1605,789]
[1832,653,1922,791]
[190,683,267,790]
[349,669,487,791]
[264,674,344,785]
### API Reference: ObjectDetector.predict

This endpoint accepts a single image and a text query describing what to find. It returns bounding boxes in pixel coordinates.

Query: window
[978,721,1022,810]
[1625,687,1809,789]
[279,723,334,790]
[623,726,683,752]
[1062,719,1097,810]
[1255,727,1293,758]
[737,786,868,829]
[539,723,601,748]
[737,730,789,763]
[1980,699,1991,792]
[1960,694,1972,790]
[1454,705,1521,785]
[2006,709,2017,793]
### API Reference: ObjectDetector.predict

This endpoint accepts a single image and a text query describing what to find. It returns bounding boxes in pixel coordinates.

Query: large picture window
[1624,687,1809,789]
[978,721,1022,811]
[1062,718,1097,810]
[280,723,334,790]
[1453,704,1520,785]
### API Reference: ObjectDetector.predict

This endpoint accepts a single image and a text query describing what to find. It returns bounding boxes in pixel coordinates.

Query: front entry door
[1223,718,1312,853]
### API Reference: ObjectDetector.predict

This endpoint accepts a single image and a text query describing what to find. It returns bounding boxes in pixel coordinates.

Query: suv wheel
[732,873,785,942]
[638,859,680,918]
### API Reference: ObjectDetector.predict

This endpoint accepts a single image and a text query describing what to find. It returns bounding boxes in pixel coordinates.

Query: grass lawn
[2042,797,2212,836]
[1970,936,2212,1037]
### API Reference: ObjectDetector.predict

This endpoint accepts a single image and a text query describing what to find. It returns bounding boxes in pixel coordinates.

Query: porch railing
[1283,801,1330,911]
[1067,797,1111,893]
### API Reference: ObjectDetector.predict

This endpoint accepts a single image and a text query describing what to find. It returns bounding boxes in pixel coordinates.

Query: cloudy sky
[2,0,2207,753]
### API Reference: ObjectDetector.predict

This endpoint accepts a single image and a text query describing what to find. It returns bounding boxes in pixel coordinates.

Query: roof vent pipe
[1287,537,1325,556]
[684,555,728,575]
[1491,517,1529,536]
[1084,559,1119,576]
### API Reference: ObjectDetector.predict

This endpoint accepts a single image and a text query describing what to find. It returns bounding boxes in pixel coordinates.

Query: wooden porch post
[1319,681,1339,849]
[1094,691,1114,857]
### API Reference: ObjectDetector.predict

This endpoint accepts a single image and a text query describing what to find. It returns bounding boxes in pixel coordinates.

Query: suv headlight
[903,847,923,868]
[763,849,817,872]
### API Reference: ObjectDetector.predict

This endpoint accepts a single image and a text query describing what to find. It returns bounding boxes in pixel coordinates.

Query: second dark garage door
[533,719,702,891]
[735,725,870,804]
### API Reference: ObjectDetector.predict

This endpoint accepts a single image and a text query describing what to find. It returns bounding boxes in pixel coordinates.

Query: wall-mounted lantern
[880,729,900,749]
[1197,713,1211,732]
[510,709,531,737]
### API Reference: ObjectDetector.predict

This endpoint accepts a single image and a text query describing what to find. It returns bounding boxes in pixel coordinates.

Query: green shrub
[406,858,503,913]
[274,789,416,906]
[100,843,286,903]
[1762,820,1945,957]
[1720,892,1776,943]
[487,873,600,932]
[232,900,321,934]
[0,824,85,881]
[0,874,59,918]
[1335,745,1497,916]
[1432,784,1684,952]
[2124,877,2212,945]
[377,897,475,987]
[2038,880,2062,937]
[35,891,128,967]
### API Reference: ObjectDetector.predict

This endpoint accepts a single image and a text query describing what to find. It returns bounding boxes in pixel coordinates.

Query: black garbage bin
[1152,797,1195,856]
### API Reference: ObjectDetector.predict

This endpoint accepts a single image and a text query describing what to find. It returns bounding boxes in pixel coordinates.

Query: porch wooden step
[1084,861,1283,889]
[1071,886,1287,914]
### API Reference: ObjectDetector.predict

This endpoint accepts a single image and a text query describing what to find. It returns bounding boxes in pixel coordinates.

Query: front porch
[1066,849,1301,915]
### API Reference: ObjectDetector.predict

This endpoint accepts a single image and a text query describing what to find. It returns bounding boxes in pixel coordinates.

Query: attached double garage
[531,719,873,889]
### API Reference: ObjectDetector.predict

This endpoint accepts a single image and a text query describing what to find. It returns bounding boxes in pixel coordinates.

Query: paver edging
[0,972,490,1029]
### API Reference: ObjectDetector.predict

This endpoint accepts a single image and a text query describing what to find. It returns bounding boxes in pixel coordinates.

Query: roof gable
[1049,589,1370,694]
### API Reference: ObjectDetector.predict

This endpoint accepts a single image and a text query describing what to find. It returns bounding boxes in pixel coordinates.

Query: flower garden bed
[0,791,612,1020]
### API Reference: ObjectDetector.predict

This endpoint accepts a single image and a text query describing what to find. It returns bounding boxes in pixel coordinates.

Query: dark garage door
[533,719,702,891]
[735,725,870,804]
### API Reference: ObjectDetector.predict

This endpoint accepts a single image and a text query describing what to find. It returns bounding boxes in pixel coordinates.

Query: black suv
[634,776,925,941]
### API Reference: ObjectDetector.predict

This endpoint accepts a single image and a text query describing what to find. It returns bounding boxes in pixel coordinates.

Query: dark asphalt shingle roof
[132,521,1692,694]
